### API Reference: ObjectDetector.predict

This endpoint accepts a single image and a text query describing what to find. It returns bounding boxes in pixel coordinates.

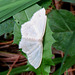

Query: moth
[19,8,47,69]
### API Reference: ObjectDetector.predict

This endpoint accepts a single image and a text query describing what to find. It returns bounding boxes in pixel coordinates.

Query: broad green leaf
[0,18,15,36]
[13,4,41,44]
[58,31,75,75]
[53,55,75,75]
[48,9,75,56]
[48,9,75,75]
[38,0,52,9]
[62,0,75,3]
[27,19,55,75]
[0,0,40,23]
[13,4,55,75]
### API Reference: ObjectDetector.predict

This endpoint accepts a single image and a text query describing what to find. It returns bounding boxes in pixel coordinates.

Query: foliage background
[0,0,75,75]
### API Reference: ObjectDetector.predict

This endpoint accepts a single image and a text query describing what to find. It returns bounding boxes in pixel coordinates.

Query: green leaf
[13,4,41,44]
[43,19,55,66]
[62,0,75,3]
[13,4,55,75]
[48,9,75,75]
[48,9,75,56]
[38,0,52,9]
[53,55,75,75]
[28,19,55,75]
[58,31,75,75]
[0,0,40,23]
[53,57,63,65]
[0,18,15,36]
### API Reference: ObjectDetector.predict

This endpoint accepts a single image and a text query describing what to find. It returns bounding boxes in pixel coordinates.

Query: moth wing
[30,8,47,39]
[21,21,38,40]
[19,38,43,69]
[21,8,47,40]
[19,8,47,69]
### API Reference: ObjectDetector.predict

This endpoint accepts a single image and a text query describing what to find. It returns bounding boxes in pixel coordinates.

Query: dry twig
[7,55,21,75]
[0,40,13,45]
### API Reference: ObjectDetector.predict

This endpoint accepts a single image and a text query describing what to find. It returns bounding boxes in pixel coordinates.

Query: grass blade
[0,0,40,23]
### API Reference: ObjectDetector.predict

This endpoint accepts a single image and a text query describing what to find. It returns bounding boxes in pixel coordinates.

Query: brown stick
[7,55,21,75]
[52,47,64,55]
[66,68,75,72]
[46,7,53,14]
[0,57,26,62]
[70,4,75,15]
[64,68,75,75]
[0,51,23,57]
[13,61,27,67]
[55,0,61,10]
[0,45,10,49]
[0,40,13,45]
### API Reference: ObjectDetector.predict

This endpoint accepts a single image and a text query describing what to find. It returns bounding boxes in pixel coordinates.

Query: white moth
[19,8,47,69]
